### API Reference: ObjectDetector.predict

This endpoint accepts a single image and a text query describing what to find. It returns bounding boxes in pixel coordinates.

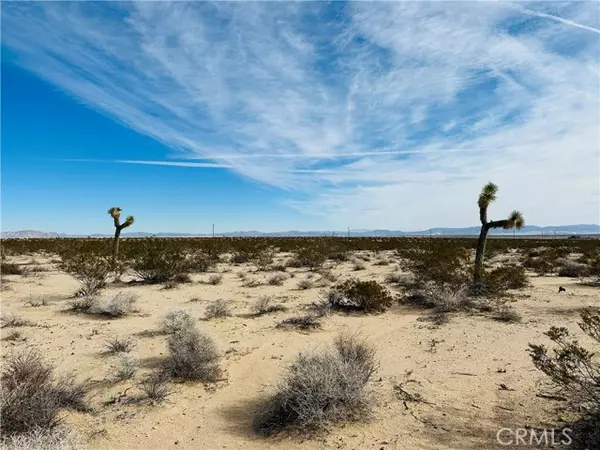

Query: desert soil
[1,251,598,450]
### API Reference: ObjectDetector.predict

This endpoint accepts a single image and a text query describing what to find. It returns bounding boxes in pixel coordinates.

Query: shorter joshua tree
[474,183,524,283]
[108,207,134,265]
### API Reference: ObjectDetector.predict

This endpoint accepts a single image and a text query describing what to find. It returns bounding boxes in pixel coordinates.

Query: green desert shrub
[327,279,393,313]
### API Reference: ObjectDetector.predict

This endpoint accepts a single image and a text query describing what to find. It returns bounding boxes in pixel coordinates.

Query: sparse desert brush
[93,292,139,318]
[242,277,263,288]
[401,282,471,312]
[401,242,470,290]
[318,269,338,283]
[131,240,189,284]
[161,309,196,334]
[68,292,138,318]
[294,244,330,271]
[60,253,111,296]
[165,327,221,382]
[297,278,314,290]
[253,249,275,271]
[373,257,390,266]
[351,258,366,271]
[558,261,591,278]
[206,274,223,285]
[267,273,288,286]
[205,299,232,319]
[1,426,78,450]
[328,279,393,313]
[188,250,219,273]
[251,296,287,315]
[270,263,288,272]
[1,314,34,328]
[477,264,529,296]
[523,256,555,275]
[3,330,25,342]
[1,263,26,276]
[0,351,90,438]
[276,315,322,331]
[492,305,522,323]
[253,332,375,435]
[384,271,414,286]
[104,337,135,355]
[139,372,172,404]
[111,355,137,382]
[528,308,600,450]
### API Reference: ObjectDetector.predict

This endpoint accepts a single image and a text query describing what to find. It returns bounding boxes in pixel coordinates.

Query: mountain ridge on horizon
[2,224,600,239]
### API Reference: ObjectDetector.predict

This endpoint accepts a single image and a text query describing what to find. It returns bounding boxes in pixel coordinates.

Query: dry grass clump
[253,332,376,435]
[111,355,137,382]
[90,292,139,318]
[401,283,471,313]
[204,299,232,319]
[206,274,223,285]
[492,305,522,323]
[0,426,78,450]
[242,277,263,288]
[276,315,322,331]
[1,314,34,328]
[0,351,90,439]
[164,327,221,382]
[296,278,314,290]
[138,373,172,404]
[251,296,287,316]
[160,309,196,334]
[104,337,135,355]
[267,273,288,286]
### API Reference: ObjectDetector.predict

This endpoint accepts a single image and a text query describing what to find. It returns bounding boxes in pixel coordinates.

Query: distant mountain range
[2,225,599,239]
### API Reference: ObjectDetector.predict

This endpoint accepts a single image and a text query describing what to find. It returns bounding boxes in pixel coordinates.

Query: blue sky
[2,1,599,234]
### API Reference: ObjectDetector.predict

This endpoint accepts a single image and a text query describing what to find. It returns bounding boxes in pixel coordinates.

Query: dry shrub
[253,250,274,271]
[276,315,322,331]
[104,337,135,355]
[1,426,78,450]
[523,256,555,275]
[188,250,219,273]
[328,279,393,313]
[492,306,522,323]
[60,253,111,296]
[558,262,591,278]
[529,308,600,450]
[267,273,288,286]
[242,277,263,288]
[138,372,171,403]
[1,263,26,276]
[1,314,34,328]
[251,296,287,315]
[161,309,196,334]
[205,299,231,319]
[253,332,376,435]
[297,278,314,290]
[401,282,471,312]
[91,292,138,318]
[479,265,529,295]
[0,352,90,438]
[165,328,221,382]
[206,274,223,285]
[131,241,188,284]
[112,355,137,382]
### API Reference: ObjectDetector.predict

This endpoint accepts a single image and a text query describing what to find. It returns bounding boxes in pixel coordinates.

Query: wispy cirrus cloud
[2,1,599,228]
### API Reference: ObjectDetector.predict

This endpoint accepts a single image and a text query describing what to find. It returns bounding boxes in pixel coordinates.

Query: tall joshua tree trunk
[108,207,135,265]
[474,183,524,283]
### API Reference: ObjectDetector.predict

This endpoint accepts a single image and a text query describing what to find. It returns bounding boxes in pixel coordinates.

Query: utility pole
[212,224,215,238]
[347,227,350,238]
[429,229,432,238]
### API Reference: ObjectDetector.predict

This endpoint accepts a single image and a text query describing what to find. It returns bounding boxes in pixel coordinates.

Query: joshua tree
[108,207,134,265]
[474,183,524,283]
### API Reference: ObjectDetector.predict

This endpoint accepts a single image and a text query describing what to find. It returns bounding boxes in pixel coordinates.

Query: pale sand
[1,251,598,450]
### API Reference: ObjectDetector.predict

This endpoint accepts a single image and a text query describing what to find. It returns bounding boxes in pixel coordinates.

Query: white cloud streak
[2,1,599,228]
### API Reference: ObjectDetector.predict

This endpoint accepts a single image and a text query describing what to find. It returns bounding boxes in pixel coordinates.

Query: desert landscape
[1,233,599,450]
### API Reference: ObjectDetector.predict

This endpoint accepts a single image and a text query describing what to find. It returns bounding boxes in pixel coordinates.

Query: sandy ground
[1,251,598,450]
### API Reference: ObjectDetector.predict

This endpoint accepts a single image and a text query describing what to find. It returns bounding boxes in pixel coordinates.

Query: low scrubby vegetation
[205,299,232,319]
[276,315,322,331]
[254,332,376,435]
[327,279,393,313]
[529,308,600,450]
[0,352,90,439]
[67,292,138,318]
[60,253,111,296]
[164,326,221,382]
[251,296,286,315]
[161,309,196,334]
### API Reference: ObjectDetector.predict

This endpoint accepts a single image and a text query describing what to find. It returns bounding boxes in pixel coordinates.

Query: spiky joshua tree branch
[108,207,134,265]
[474,183,524,283]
